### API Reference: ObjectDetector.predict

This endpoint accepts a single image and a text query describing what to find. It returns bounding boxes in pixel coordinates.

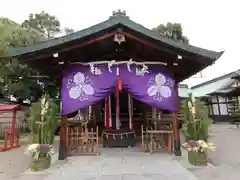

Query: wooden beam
[21,32,115,62]
[123,32,177,56]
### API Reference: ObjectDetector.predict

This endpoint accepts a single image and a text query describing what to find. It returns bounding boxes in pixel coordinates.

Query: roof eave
[4,17,120,58]
[192,68,239,89]
[3,15,223,61]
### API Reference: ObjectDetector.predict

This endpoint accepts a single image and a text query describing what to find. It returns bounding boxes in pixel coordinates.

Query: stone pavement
[0,145,31,179]
[40,148,197,180]
[0,139,59,180]
[5,124,240,180]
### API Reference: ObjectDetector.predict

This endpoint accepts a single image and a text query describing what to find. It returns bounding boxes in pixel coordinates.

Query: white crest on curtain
[147,73,174,101]
[67,72,94,101]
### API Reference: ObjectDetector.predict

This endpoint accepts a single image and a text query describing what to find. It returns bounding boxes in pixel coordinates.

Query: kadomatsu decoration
[181,95,215,166]
[26,94,59,171]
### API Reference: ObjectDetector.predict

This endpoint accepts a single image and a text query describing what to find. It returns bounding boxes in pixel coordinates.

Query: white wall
[218,96,228,115]
[211,96,219,115]
[210,95,228,115]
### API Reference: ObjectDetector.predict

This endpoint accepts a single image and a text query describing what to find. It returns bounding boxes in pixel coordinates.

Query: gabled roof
[191,69,240,97]
[5,12,223,59]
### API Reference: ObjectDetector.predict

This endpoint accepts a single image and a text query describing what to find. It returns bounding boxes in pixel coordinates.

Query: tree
[153,22,189,44]
[0,17,44,52]
[22,11,61,39]
[63,27,74,35]
[0,18,43,100]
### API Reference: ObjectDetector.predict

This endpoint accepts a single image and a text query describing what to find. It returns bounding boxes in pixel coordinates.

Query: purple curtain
[61,65,117,115]
[120,65,178,112]
[61,65,178,115]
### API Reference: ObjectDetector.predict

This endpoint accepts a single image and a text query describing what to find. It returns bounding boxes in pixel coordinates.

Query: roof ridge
[3,13,223,60]
[191,69,240,89]
[113,15,223,59]
[6,17,118,56]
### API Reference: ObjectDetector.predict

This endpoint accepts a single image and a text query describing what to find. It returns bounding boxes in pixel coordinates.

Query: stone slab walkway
[5,124,240,180]
[40,148,197,180]
[0,145,31,179]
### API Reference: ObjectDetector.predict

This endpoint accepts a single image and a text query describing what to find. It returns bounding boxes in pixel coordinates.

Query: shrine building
[4,10,223,159]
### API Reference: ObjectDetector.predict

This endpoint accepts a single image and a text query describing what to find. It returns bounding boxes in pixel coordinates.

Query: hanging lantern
[118,79,122,91]
[114,28,126,45]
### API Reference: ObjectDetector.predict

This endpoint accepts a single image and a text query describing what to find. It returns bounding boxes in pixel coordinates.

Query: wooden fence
[66,121,100,156]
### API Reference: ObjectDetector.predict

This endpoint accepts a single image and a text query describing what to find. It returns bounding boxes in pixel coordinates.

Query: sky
[1,0,240,87]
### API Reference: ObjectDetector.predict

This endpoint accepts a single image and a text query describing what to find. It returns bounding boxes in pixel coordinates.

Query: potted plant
[181,95,216,166]
[182,140,216,166]
[26,94,59,171]
[25,143,54,171]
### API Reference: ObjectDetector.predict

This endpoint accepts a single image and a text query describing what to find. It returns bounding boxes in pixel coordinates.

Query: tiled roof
[191,69,240,97]
[4,13,223,60]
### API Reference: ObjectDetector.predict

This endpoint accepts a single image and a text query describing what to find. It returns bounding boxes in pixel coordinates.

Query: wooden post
[116,88,120,130]
[152,107,156,128]
[172,113,181,156]
[172,83,181,156]
[10,109,17,147]
[3,128,8,150]
[58,116,67,160]
[105,96,111,128]
[128,93,133,129]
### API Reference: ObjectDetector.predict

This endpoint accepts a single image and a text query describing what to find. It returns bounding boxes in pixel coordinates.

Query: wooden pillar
[116,88,120,130]
[88,105,92,120]
[152,107,156,127]
[105,96,112,128]
[92,104,96,127]
[10,108,17,147]
[172,113,181,156]
[58,116,67,160]
[172,83,181,156]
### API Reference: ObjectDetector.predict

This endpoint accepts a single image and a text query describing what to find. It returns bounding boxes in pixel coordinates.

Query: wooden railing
[141,125,173,154]
[144,112,185,127]
[140,112,185,154]
[66,121,100,156]
[0,123,20,151]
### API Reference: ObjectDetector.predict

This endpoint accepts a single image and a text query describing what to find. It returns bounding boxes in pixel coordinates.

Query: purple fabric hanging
[61,64,179,115]
[119,65,178,112]
[61,65,117,115]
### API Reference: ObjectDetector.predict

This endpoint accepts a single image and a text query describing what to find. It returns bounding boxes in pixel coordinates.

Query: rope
[101,131,136,140]
[71,59,167,66]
